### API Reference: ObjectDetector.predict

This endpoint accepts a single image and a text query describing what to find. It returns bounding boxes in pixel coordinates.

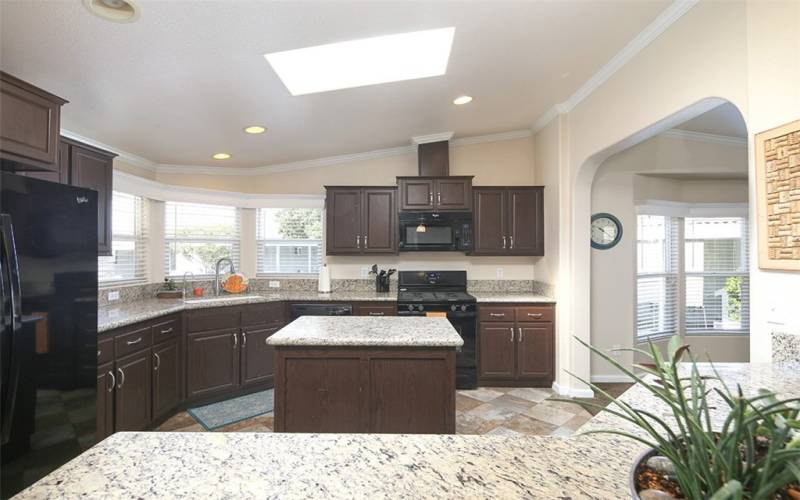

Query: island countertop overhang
[266,316,464,348]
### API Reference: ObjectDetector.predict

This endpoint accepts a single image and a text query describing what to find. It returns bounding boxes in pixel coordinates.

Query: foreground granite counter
[18,362,798,499]
[267,316,464,347]
[98,291,555,333]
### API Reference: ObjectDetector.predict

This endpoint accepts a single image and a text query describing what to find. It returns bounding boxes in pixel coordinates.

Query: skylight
[264,27,455,96]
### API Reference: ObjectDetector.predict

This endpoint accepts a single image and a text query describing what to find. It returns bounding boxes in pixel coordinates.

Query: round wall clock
[591,213,623,250]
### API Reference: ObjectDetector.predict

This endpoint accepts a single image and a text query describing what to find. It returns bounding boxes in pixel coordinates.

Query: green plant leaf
[708,480,743,500]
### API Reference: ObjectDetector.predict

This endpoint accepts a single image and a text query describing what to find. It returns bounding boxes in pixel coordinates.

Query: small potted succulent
[565,336,799,499]
[155,277,183,299]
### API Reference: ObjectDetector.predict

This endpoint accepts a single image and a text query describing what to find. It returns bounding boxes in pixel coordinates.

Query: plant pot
[155,290,183,299]
[630,447,658,500]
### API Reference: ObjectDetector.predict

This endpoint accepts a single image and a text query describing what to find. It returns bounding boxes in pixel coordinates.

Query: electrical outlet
[360,266,369,279]
[496,267,504,279]
[107,291,120,301]
[268,281,280,289]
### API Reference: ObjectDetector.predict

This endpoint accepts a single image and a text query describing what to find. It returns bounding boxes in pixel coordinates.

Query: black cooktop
[397,290,476,304]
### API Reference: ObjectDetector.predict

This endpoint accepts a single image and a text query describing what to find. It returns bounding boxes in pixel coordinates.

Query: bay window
[164,201,240,277]
[99,192,147,284]
[256,208,323,275]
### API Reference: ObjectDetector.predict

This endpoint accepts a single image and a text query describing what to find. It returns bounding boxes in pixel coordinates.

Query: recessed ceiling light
[82,0,140,23]
[265,27,455,96]
[243,126,267,134]
[212,153,231,160]
[453,95,473,105]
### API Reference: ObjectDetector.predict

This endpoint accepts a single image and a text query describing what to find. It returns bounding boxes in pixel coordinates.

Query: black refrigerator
[1,172,98,498]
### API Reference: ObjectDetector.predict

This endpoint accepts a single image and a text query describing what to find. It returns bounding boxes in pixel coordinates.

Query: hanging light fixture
[416,223,427,233]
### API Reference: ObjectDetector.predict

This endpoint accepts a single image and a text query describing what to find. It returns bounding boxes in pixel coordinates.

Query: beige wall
[590,134,749,380]
[115,136,540,283]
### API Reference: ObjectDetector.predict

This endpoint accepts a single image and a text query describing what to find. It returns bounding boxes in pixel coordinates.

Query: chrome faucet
[214,257,235,296]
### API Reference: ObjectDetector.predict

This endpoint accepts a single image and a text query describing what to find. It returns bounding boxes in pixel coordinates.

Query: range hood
[413,132,453,176]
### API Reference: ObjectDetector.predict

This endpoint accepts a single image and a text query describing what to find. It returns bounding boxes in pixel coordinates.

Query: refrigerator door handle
[1,214,23,446]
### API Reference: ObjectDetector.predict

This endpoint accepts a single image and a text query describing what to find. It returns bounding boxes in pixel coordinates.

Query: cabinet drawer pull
[527,313,543,318]
[117,368,125,389]
[159,327,173,335]
[107,371,116,392]
[509,328,514,342]
[368,312,385,316]
[518,327,523,342]
[242,331,247,348]
[153,352,161,371]
[126,337,142,346]
[489,313,505,318]
[233,332,238,349]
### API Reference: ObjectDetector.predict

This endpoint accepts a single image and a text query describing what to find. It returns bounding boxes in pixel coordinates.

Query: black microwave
[398,211,472,252]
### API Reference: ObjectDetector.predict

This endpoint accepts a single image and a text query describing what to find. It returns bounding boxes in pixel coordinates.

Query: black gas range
[397,271,477,389]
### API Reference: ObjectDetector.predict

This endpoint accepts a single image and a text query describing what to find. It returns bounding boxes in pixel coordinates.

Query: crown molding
[60,128,158,171]
[411,132,454,145]
[660,129,747,147]
[452,129,531,146]
[531,0,700,134]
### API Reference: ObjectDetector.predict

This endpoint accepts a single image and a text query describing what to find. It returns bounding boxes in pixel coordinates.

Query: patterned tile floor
[157,384,632,436]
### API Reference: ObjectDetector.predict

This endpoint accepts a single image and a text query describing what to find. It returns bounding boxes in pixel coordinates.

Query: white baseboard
[590,374,636,383]
[552,381,595,398]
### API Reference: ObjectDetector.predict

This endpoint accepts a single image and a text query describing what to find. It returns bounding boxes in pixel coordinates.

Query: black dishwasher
[289,303,353,320]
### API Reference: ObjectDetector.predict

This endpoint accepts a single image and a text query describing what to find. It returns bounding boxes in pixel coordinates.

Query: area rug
[187,390,274,430]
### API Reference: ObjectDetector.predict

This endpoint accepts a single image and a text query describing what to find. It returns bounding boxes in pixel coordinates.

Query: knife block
[375,274,390,293]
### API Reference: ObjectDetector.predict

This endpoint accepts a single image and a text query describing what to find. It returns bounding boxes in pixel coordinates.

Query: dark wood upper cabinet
[325,187,397,255]
[64,138,116,255]
[397,177,473,211]
[114,349,152,432]
[152,340,181,420]
[473,188,507,254]
[508,188,544,256]
[362,189,397,253]
[472,186,544,256]
[0,72,67,171]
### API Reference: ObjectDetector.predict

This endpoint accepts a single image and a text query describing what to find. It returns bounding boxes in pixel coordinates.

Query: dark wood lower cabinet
[241,325,279,388]
[516,323,554,379]
[477,322,516,379]
[114,350,152,432]
[96,362,114,441]
[152,340,181,419]
[274,347,456,434]
[186,328,239,399]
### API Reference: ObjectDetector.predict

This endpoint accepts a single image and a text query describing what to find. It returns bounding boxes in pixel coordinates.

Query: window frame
[98,191,148,286]
[255,207,323,277]
[634,210,750,344]
[163,201,242,279]
[634,214,680,341]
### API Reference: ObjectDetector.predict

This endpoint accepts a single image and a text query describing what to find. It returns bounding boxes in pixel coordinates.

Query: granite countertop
[267,316,464,347]
[98,291,555,333]
[18,362,798,499]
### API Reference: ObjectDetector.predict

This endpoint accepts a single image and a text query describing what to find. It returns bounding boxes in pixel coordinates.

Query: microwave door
[403,224,454,249]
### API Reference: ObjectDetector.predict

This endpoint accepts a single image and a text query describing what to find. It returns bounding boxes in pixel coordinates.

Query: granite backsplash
[772,329,800,362]
[99,278,554,306]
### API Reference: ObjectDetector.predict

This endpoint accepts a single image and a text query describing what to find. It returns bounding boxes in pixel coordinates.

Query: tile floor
[157,384,631,437]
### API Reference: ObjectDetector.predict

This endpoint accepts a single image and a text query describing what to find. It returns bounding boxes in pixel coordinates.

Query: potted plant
[564,336,799,499]
[155,277,183,299]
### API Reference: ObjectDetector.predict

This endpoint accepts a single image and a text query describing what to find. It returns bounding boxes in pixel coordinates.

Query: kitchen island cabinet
[268,316,463,434]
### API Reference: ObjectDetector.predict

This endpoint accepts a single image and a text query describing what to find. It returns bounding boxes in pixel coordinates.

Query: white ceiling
[674,102,748,138]
[0,0,671,168]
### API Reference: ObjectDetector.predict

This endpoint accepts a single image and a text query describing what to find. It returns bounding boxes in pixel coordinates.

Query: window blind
[164,201,240,277]
[636,215,679,339]
[684,217,749,334]
[99,192,148,284]
[256,208,323,275]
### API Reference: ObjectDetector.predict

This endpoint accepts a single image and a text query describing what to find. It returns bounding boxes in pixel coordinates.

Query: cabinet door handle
[117,368,125,389]
[527,313,543,318]
[502,236,507,249]
[107,371,116,393]
[510,236,514,250]
[242,331,247,348]
[437,192,441,204]
[233,332,238,349]
[159,327,173,335]
[356,235,361,248]
[368,312,384,316]
[518,328,523,343]
[97,349,101,358]
[429,192,433,205]
[489,313,505,318]
[154,352,161,371]
[126,337,142,346]
[509,328,514,342]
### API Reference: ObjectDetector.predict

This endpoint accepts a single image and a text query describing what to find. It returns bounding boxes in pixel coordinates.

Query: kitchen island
[267,315,463,434]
